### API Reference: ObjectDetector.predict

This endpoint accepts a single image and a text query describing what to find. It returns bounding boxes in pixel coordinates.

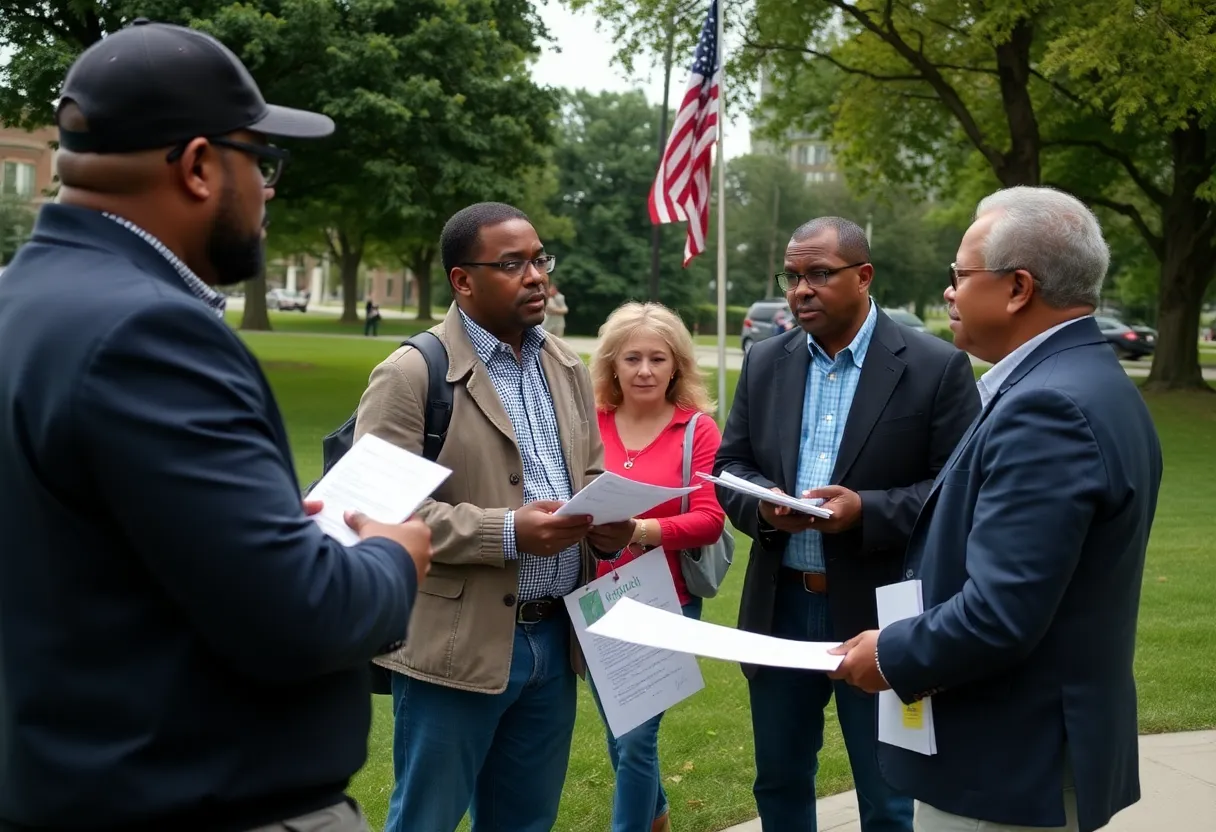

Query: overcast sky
[529,2,754,159]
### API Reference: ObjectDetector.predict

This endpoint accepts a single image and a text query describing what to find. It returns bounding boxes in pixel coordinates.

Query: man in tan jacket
[354,202,632,832]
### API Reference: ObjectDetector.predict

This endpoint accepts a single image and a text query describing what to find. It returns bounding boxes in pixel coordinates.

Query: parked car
[740,298,793,354]
[884,308,927,332]
[1095,315,1155,360]
[266,288,308,312]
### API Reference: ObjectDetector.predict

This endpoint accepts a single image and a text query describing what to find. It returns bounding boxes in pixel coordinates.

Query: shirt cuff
[502,510,519,560]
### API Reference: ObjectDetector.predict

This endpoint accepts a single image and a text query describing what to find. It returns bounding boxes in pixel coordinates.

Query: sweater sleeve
[657,415,727,550]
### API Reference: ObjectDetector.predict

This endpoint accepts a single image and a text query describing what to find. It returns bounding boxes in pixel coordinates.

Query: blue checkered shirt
[103,213,227,318]
[459,311,580,601]
[784,300,878,572]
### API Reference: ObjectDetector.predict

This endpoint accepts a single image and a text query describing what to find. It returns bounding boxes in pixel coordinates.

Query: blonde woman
[588,302,726,832]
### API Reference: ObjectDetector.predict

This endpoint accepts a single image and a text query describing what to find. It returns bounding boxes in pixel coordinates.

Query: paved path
[721,730,1216,832]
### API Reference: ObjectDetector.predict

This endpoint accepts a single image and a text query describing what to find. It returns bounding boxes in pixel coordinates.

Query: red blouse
[594,406,727,606]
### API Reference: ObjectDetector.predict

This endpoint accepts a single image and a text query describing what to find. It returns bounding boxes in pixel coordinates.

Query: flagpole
[714,0,727,422]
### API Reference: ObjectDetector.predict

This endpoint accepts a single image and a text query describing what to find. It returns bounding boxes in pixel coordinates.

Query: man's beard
[206,189,265,287]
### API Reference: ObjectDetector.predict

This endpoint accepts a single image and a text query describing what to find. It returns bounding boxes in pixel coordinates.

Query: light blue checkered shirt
[459,311,580,601]
[784,300,878,572]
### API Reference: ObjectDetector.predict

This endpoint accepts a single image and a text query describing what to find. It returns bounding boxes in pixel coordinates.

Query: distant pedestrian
[365,297,381,336]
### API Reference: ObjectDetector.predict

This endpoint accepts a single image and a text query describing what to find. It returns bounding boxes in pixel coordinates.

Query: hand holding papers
[586,596,844,673]
[698,471,834,519]
[555,471,697,525]
[565,549,704,738]
[875,580,937,755]
[305,434,451,547]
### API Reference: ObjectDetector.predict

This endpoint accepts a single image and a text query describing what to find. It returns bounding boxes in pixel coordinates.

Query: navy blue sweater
[0,205,417,830]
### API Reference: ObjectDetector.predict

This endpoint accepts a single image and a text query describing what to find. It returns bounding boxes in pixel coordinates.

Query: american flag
[648,0,721,266]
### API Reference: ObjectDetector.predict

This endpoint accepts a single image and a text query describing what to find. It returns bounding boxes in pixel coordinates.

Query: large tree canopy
[1,0,557,325]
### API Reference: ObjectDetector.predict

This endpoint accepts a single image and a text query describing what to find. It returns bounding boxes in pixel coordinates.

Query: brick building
[0,124,57,203]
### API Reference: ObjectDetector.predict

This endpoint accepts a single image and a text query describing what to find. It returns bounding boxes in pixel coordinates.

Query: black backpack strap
[403,331,452,462]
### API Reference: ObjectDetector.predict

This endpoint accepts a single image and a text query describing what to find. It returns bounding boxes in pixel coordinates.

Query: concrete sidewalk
[722,731,1216,832]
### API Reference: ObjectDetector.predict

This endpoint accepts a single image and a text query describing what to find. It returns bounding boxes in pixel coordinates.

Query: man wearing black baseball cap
[0,20,431,832]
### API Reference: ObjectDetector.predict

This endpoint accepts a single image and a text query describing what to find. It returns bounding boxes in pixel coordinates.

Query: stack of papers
[586,596,844,672]
[554,471,697,525]
[697,471,834,519]
[876,580,937,755]
[305,434,451,546]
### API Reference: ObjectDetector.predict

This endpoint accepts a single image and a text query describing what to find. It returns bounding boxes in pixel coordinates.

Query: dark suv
[741,298,793,354]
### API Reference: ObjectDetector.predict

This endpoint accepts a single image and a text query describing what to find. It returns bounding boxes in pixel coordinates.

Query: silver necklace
[622,447,650,470]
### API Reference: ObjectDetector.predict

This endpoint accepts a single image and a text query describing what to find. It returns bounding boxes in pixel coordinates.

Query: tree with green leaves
[1,0,557,326]
[546,89,707,334]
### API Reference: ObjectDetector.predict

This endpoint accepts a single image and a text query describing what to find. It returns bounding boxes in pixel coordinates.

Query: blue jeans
[383,617,577,832]
[589,598,703,832]
[748,581,913,832]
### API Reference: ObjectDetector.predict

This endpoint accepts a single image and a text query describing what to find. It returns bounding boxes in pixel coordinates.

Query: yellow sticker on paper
[902,701,924,730]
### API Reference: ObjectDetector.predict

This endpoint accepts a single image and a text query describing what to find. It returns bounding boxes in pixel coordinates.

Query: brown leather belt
[779,567,828,594]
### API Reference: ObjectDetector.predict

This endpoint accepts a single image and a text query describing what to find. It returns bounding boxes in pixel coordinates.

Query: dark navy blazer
[877,318,1163,832]
[0,206,417,831]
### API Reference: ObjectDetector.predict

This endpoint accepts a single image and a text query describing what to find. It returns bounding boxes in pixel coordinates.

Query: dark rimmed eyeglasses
[166,137,291,187]
[460,255,557,279]
[775,261,868,292]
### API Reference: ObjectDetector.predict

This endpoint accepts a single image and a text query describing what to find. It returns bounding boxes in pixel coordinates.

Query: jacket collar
[1000,316,1106,396]
[438,302,579,383]
[30,204,212,307]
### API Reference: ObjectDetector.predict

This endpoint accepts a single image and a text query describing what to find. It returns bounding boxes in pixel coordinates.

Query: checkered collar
[459,308,547,365]
[102,213,227,318]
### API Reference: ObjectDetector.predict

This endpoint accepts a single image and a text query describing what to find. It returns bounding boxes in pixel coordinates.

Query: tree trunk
[412,247,436,321]
[1143,123,1213,392]
[239,268,271,331]
[330,228,363,324]
[992,20,1041,187]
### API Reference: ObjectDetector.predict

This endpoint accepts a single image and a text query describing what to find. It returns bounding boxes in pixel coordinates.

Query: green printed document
[564,548,704,737]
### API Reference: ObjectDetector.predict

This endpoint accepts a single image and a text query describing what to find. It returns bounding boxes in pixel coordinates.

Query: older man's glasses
[460,255,557,279]
[948,263,1020,290]
[775,261,868,292]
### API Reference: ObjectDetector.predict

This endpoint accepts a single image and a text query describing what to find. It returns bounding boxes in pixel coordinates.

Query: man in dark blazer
[0,21,430,832]
[714,216,979,832]
[831,187,1163,832]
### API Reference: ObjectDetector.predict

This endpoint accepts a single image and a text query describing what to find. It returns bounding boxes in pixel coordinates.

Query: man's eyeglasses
[460,255,557,279]
[775,261,868,292]
[948,263,1021,290]
[166,137,291,187]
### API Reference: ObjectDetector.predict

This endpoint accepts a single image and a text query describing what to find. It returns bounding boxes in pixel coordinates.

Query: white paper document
[306,433,451,547]
[565,549,704,738]
[876,580,937,756]
[587,596,844,672]
[554,471,697,525]
[697,471,834,519]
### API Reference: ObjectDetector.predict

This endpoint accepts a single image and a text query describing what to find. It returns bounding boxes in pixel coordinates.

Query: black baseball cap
[56,18,334,154]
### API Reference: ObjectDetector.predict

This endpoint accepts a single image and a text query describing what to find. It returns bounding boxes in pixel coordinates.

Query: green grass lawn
[237,330,1215,832]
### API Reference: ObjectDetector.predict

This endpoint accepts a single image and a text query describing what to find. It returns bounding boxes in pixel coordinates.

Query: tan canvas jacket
[354,303,604,693]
